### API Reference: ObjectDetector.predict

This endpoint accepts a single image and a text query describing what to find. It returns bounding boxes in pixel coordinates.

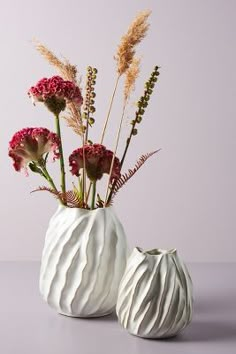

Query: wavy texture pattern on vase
[116,248,193,338]
[39,205,128,317]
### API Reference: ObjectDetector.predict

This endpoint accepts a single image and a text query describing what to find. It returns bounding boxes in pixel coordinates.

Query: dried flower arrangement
[9,10,160,209]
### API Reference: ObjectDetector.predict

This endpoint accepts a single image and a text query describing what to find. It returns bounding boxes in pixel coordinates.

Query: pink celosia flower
[69,144,121,181]
[9,127,60,173]
[28,76,83,114]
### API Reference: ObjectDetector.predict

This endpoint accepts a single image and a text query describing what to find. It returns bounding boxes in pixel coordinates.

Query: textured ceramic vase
[116,247,193,338]
[39,205,128,317]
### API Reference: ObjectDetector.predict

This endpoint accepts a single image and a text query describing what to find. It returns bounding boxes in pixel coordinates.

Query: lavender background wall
[0,0,235,262]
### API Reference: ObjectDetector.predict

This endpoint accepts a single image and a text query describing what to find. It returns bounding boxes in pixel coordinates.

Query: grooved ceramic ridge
[116,248,193,338]
[40,205,128,317]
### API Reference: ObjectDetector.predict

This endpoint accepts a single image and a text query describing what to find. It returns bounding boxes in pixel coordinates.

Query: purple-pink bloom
[28,76,83,111]
[69,144,121,182]
[9,127,60,173]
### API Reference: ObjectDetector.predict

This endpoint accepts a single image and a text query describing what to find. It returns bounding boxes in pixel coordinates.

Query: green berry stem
[120,130,133,168]
[105,66,160,206]
[82,67,97,207]
[120,66,160,168]
[84,66,97,143]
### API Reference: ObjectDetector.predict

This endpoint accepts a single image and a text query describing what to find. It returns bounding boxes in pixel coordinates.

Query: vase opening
[57,204,113,212]
[136,247,177,256]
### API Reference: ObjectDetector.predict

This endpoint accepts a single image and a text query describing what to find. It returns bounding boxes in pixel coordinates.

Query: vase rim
[135,247,177,256]
[57,204,113,212]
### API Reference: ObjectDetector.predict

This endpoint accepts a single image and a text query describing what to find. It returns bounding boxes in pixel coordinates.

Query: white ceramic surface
[116,247,193,338]
[39,205,128,317]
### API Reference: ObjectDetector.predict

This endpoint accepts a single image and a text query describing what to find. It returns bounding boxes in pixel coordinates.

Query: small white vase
[39,205,128,317]
[116,247,193,338]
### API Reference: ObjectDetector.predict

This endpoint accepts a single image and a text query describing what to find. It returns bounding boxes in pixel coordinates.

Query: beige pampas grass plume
[100,11,150,143]
[124,57,141,102]
[33,39,77,82]
[115,10,151,75]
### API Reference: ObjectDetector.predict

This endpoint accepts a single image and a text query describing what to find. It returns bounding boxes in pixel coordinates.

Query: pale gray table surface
[0,262,235,354]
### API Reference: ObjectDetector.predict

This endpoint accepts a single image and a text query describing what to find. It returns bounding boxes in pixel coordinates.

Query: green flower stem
[78,177,83,195]
[82,144,86,207]
[55,114,66,203]
[91,181,96,210]
[40,165,58,191]
[39,164,63,205]
[85,181,92,205]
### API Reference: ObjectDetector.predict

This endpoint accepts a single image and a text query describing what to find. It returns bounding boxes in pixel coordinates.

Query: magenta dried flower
[28,76,83,115]
[9,127,60,173]
[69,144,121,182]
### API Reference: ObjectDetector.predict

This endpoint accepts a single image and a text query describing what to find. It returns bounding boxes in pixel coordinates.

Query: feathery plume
[33,40,77,82]
[62,60,77,82]
[124,57,140,101]
[100,11,150,144]
[115,10,151,75]
[64,102,84,136]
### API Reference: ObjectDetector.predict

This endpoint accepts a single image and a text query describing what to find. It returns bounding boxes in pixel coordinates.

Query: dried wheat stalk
[33,40,77,82]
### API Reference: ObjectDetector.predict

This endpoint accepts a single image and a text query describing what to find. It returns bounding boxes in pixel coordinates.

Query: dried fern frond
[115,10,151,75]
[33,39,77,82]
[108,149,160,203]
[124,57,141,101]
[64,189,84,208]
[96,194,105,208]
[31,186,84,208]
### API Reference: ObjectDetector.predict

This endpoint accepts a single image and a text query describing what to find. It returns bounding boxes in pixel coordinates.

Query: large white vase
[39,205,128,317]
[116,247,193,338]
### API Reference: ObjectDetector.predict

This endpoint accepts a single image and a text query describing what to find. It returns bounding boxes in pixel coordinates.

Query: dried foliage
[124,57,140,101]
[108,150,160,203]
[62,60,78,82]
[33,40,77,82]
[115,10,151,75]
[64,102,84,136]
[31,186,84,208]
